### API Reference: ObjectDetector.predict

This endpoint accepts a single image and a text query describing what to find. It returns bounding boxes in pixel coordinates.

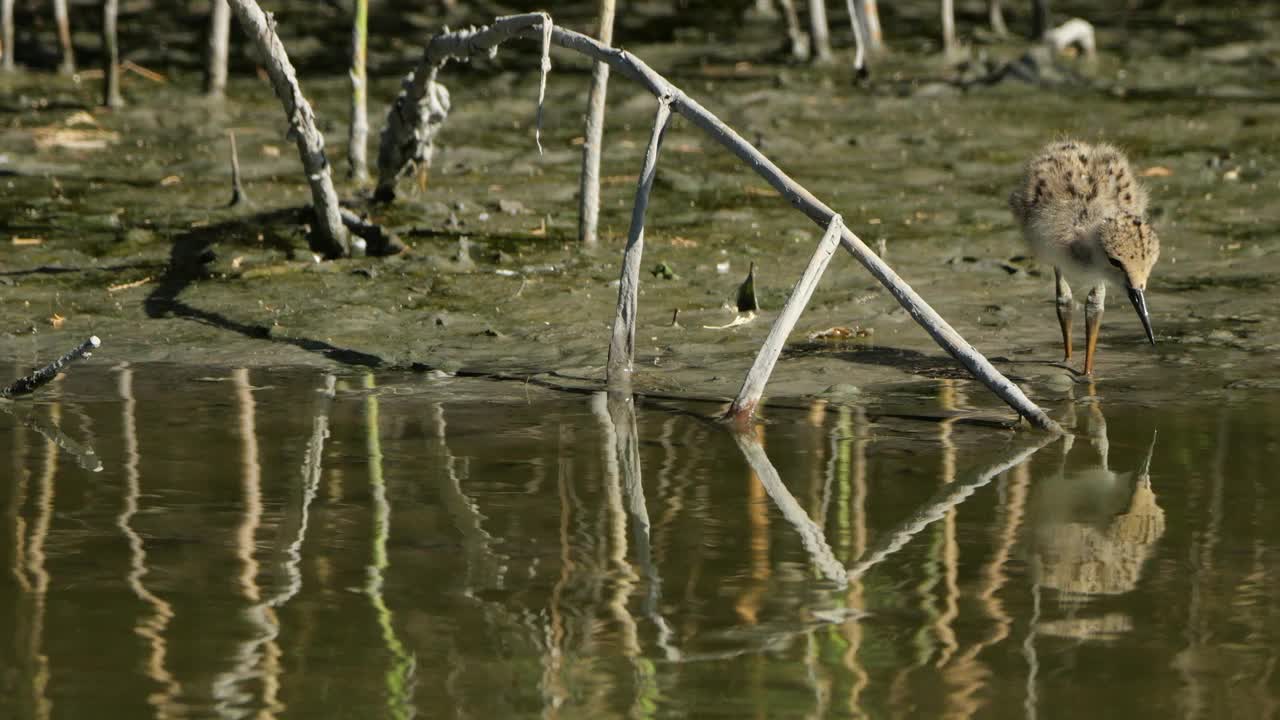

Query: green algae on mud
[3,2,1280,418]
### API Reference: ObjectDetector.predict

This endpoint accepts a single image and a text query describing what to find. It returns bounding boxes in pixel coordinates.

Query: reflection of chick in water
[1029,419,1164,602]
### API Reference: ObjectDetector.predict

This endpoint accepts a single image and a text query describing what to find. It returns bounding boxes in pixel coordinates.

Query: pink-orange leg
[1083,283,1106,375]
[1054,268,1074,361]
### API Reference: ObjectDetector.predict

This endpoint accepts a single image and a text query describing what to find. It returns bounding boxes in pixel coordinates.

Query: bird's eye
[1107,256,1124,269]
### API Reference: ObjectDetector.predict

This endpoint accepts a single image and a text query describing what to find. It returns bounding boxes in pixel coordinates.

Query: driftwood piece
[607,96,672,389]
[205,0,230,96]
[380,14,1063,433]
[103,0,123,107]
[348,0,369,181]
[226,0,349,257]
[727,215,843,423]
[578,0,616,247]
[53,0,75,74]
[374,71,451,203]
[2,336,101,397]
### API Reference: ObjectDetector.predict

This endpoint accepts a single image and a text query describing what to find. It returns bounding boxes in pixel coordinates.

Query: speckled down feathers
[1010,139,1160,289]
[1010,139,1147,226]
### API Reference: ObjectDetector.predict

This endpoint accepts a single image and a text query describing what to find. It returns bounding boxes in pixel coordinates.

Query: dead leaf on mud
[703,311,756,330]
[33,127,121,151]
[1141,166,1174,177]
[808,326,874,341]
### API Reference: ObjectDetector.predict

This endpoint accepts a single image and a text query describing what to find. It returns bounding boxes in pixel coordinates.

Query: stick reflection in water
[363,373,416,719]
[115,364,182,717]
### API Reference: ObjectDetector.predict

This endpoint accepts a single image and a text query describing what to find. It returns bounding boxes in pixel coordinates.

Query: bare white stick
[941,0,957,56]
[728,215,843,423]
[607,96,672,390]
[382,15,1063,433]
[807,0,833,64]
[103,0,123,107]
[3,336,101,397]
[989,0,1009,37]
[205,0,230,96]
[578,0,616,247]
[348,0,369,181]
[53,0,75,74]
[776,0,809,60]
[1,0,14,71]
[853,0,884,51]
[732,430,848,586]
[534,15,553,155]
[226,0,349,257]
[848,433,1056,579]
[845,0,869,77]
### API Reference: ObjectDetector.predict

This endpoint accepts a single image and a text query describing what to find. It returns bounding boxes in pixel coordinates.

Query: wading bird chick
[1009,140,1159,375]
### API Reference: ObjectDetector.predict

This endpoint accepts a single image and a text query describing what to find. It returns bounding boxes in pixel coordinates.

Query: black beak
[1127,286,1156,345]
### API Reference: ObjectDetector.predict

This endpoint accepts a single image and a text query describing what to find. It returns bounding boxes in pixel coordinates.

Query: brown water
[2,363,1278,719]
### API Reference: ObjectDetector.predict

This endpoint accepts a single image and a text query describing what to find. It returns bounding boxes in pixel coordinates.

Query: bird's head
[1099,214,1160,344]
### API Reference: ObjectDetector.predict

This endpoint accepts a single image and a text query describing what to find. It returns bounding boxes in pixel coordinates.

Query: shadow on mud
[143,208,386,368]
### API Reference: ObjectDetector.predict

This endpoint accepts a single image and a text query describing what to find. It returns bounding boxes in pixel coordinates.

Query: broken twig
[3,336,101,398]
[227,130,249,206]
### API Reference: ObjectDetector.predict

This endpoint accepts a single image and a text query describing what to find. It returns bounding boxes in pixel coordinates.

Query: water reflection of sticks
[591,391,664,711]
[364,374,417,720]
[731,430,847,587]
[212,368,286,718]
[848,435,1057,581]
[431,402,506,592]
[10,389,59,720]
[0,397,102,472]
[115,365,182,718]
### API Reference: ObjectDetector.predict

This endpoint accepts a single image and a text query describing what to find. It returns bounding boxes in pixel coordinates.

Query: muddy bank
[3,2,1279,417]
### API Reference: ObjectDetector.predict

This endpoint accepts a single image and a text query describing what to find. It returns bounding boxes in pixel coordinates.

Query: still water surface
[1,365,1277,719]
